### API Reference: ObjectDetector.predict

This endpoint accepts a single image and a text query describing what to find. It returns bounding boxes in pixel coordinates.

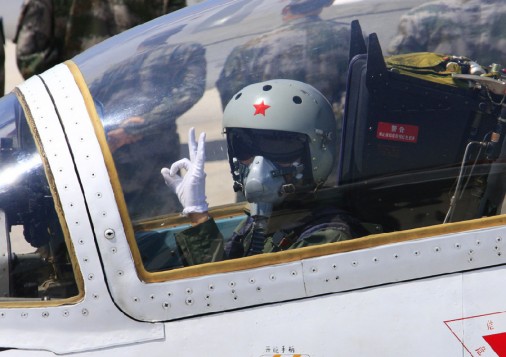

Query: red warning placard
[445,311,506,356]
[376,121,419,143]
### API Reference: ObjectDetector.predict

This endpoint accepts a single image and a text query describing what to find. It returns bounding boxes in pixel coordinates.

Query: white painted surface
[2,69,164,354]
[2,0,506,354]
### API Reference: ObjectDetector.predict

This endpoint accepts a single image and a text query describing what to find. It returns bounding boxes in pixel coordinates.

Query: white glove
[161,127,208,215]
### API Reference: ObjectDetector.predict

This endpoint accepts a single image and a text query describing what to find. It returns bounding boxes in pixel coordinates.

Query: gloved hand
[161,127,208,215]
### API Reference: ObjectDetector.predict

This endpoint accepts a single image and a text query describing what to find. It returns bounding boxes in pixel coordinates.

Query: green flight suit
[175,205,361,266]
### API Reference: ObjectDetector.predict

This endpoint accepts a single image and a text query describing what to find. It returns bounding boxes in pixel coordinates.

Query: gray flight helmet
[222,79,337,186]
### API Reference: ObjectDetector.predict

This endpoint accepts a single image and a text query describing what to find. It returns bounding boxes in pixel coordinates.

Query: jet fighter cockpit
[1,0,506,305]
[74,0,506,276]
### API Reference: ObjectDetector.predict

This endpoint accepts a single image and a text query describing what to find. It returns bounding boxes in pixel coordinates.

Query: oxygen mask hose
[241,157,285,255]
[247,202,272,256]
[248,215,268,256]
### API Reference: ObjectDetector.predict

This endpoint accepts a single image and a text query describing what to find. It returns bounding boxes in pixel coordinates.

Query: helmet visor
[227,128,308,163]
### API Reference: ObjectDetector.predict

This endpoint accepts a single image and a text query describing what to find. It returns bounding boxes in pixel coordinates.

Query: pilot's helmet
[285,0,334,14]
[222,79,337,198]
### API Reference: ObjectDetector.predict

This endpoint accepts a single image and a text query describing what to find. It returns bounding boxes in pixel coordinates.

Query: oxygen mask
[237,155,304,217]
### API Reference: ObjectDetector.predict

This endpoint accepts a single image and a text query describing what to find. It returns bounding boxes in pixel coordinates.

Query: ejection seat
[336,20,503,232]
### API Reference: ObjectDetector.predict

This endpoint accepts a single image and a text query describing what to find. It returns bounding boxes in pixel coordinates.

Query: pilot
[162,79,364,266]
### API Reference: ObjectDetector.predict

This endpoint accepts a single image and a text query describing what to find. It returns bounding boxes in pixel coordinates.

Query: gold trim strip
[9,87,84,307]
[146,214,506,281]
[134,202,247,231]
[65,61,149,277]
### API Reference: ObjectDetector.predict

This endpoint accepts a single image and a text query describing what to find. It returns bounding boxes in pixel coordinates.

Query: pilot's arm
[173,219,225,265]
[161,127,225,265]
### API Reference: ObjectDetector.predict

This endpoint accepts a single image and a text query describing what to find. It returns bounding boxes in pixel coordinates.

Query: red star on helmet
[253,100,270,116]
